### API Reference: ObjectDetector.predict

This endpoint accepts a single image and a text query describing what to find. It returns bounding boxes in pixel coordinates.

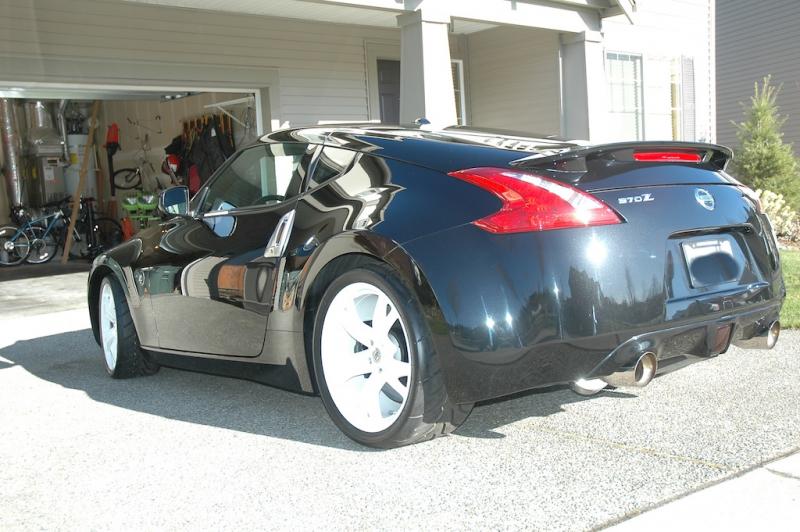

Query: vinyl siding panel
[716,0,800,149]
[0,0,402,126]
[466,27,562,135]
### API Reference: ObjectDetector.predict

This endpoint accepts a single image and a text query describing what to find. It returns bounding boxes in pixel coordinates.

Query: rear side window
[308,147,358,189]
[201,143,314,213]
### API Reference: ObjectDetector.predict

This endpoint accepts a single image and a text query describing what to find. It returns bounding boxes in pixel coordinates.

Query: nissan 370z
[88,126,785,448]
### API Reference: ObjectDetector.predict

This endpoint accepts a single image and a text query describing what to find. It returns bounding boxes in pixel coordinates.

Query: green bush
[732,76,800,210]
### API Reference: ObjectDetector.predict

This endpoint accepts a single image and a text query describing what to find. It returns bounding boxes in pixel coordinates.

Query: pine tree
[732,76,800,209]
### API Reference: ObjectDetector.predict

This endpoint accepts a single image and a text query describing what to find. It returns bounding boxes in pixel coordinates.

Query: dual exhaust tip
[601,352,658,388]
[597,320,780,389]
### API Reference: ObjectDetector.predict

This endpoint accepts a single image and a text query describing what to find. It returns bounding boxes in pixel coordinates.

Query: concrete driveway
[1,271,799,530]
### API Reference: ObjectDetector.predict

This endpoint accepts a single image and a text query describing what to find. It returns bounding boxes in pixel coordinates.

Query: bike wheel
[66,221,90,259]
[0,225,31,266]
[113,168,142,190]
[25,225,59,264]
[94,218,124,252]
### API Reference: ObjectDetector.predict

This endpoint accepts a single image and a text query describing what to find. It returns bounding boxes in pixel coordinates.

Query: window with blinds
[644,57,683,140]
[606,52,644,141]
[607,53,696,142]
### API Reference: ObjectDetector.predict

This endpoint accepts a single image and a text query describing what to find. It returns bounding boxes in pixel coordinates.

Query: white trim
[364,40,401,122]
[558,45,566,136]
[451,59,467,125]
[204,96,256,128]
[707,0,716,143]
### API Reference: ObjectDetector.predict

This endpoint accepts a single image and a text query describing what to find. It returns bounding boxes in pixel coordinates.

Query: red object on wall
[105,123,120,146]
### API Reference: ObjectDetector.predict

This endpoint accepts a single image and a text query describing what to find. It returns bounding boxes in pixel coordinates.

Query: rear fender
[287,231,444,330]
[279,231,449,393]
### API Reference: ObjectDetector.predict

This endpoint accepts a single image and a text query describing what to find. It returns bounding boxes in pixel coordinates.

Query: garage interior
[0,88,259,263]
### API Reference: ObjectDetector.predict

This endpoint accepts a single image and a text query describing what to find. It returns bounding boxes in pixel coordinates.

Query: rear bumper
[430,300,783,404]
[585,301,782,381]
[402,218,785,404]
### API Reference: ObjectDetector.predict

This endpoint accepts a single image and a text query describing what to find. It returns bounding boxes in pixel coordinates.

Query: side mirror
[158,186,189,217]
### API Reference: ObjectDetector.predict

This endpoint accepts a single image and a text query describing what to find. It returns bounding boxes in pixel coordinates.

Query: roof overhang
[124,0,635,34]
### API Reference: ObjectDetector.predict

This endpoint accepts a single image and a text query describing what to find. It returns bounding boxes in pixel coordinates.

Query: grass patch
[780,250,800,328]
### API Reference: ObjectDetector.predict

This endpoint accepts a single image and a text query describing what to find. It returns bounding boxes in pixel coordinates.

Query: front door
[377,59,401,124]
[147,142,316,357]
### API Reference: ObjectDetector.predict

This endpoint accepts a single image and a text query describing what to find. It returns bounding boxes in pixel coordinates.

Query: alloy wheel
[320,282,412,433]
[99,280,118,372]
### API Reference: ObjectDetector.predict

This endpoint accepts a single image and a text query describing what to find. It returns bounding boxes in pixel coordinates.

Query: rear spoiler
[511,142,733,174]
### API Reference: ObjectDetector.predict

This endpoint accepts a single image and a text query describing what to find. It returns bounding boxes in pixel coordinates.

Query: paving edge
[594,444,800,531]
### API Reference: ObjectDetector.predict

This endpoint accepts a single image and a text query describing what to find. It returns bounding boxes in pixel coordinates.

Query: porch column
[397,9,457,127]
[560,31,608,142]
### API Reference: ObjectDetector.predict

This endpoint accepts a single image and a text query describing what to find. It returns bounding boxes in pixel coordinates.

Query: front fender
[87,238,157,347]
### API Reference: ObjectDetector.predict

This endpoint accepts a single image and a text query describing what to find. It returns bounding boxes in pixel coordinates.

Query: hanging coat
[200,120,227,176]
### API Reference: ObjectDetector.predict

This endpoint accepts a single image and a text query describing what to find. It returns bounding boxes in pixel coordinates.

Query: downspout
[0,98,25,207]
[57,99,70,164]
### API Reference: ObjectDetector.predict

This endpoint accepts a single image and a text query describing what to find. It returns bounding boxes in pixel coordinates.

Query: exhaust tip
[601,352,658,388]
[767,321,780,349]
[633,352,658,387]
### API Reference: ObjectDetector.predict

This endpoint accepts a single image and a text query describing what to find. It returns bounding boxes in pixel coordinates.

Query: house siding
[466,27,562,135]
[0,0,400,127]
[716,0,800,150]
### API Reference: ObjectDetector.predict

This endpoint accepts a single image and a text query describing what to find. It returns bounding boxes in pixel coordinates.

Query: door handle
[264,209,296,258]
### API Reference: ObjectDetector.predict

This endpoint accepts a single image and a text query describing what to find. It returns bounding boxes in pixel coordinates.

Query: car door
[147,141,317,357]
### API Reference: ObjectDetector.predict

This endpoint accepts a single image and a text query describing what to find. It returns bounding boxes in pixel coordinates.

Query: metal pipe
[0,98,25,207]
[57,99,70,164]
[601,352,658,388]
[735,321,780,350]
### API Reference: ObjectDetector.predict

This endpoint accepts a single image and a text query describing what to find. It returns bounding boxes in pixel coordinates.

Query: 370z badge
[618,193,654,205]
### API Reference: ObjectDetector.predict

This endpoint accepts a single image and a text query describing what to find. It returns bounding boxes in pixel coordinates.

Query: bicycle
[59,197,124,260]
[0,198,123,266]
[114,158,181,191]
[0,206,60,266]
[0,224,30,266]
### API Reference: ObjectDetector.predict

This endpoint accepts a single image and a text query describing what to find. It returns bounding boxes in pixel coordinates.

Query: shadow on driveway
[0,328,635,450]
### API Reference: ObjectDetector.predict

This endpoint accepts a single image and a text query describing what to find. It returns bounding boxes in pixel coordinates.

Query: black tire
[112,168,142,190]
[24,225,58,264]
[98,276,160,378]
[312,262,472,448]
[94,217,123,251]
[0,225,30,266]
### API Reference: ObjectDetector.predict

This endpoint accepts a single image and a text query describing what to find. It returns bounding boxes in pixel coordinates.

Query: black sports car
[88,125,785,448]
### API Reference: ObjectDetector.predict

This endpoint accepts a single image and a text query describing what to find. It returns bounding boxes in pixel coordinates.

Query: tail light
[632,151,702,162]
[448,167,622,233]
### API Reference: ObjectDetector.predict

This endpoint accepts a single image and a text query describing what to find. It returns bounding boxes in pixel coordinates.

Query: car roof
[257,124,585,174]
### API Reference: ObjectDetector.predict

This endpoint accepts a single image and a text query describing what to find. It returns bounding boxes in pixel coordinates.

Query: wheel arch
[294,232,447,392]
[87,256,139,346]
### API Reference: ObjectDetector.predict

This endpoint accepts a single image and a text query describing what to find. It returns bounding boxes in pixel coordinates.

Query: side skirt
[145,348,312,395]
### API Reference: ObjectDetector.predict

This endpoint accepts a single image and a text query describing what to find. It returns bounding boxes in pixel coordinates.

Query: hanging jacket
[200,120,227,176]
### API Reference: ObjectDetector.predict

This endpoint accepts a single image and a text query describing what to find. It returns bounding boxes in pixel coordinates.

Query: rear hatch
[511,142,782,324]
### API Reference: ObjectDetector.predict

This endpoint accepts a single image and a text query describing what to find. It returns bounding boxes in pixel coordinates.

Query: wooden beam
[61,100,101,264]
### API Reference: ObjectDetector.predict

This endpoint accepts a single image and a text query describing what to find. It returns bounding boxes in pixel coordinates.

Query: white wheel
[99,278,118,373]
[570,378,608,396]
[320,281,412,433]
